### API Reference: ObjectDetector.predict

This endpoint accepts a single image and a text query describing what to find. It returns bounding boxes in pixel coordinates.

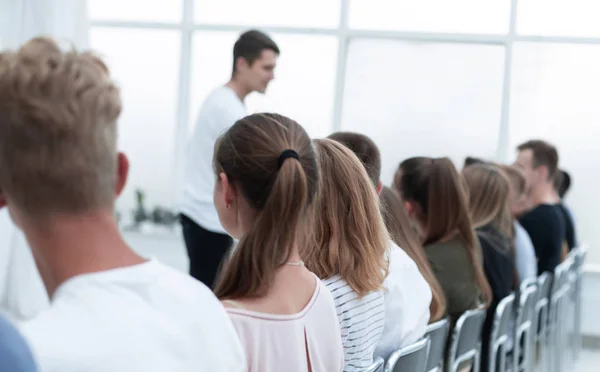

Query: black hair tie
[278,149,300,169]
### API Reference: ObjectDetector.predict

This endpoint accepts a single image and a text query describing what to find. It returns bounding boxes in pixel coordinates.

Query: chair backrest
[385,338,431,372]
[447,308,487,372]
[365,357,385,372]
[488,293,516,372]
[514,285,538,372]
[425,318,451,372]
[535,272,552,338]
[519,277,537,293]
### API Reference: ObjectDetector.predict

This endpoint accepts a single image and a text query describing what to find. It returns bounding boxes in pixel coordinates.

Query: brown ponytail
[395,157,492,307]
[213,113,318,300]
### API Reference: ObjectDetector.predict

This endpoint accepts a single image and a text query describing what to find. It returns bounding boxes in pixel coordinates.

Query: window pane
[509,42,600,262]
[341,39,505,184]
[90,28,181,218]
[518,0,600,37]
[194,0,340,28]
[89,0,182,22]
[189,32,337,138]
[349,0,510,34]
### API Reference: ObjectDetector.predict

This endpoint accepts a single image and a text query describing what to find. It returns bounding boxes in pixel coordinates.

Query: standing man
[515,140,566,274]
[179,30,279,288]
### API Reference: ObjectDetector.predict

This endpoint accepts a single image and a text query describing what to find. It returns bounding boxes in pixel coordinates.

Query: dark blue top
[0,315,38,372]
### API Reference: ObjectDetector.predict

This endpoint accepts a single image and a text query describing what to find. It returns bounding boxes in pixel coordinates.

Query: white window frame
[90,0,600,198]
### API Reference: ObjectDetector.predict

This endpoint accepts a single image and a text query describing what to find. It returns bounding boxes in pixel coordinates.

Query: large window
[89,0,600,261]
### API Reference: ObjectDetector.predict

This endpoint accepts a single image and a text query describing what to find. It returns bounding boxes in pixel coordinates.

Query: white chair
[445,308,487,372]
[513,285,537,372]
[364,357,385,372]
[385,338,431,372]
[487,294,516,372]
[425,318,451,372]
[534,272,552,371]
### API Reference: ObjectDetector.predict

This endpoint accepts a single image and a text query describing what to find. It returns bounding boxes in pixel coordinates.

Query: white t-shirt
[19,260,246,372]
[0,210,49,321]
[179,86,247,234]
[374,241,431,361]
[514,221,537,283]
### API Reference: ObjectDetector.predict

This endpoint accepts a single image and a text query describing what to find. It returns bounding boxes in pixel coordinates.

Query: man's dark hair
[463,156,490,168]
[327,132,381,187]
[517,139,559,181]
[555,169,571,199]
[232,30,279,75]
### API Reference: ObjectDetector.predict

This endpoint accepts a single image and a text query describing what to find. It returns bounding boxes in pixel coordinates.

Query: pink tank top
[225,277,344,372]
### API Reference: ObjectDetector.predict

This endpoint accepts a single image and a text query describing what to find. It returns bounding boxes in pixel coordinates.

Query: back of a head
[555,170,571,199]
[304,138,388,296]
[395,157,472,246]
[379,186,447,322]
[462,164,513,239]
[0,37,121,217]
[500,165,527,197]
[517,139,559,182]
[327,131,381,187]
[464,156,490,168]
[395,157,492,306]
[232,30,279,74]
[213,113,318,300]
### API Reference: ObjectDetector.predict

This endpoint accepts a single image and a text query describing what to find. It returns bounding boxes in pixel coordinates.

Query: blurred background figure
[179,30,279,288]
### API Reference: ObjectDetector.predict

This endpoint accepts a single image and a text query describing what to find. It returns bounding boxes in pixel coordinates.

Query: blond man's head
[0,37,123,219]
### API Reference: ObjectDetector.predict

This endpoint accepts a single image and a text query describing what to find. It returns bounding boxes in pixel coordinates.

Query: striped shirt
[323,275,385,372]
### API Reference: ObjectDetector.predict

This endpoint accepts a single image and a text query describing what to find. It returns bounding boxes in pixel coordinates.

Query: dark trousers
[179,214,233,289]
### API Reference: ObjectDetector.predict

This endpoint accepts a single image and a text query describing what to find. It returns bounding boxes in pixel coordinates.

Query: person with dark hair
[463,156,489,168]
[553,169,577,251]
[179,30,279,288]
[515,140,566,273]
[328,132,433,361]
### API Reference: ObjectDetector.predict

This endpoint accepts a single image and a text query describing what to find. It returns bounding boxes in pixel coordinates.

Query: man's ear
[115,153,130,197]
[376,180,383,196]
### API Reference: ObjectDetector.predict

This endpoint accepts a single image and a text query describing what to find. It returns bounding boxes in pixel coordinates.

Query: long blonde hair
[303,138,388,296]
[213,113,318,300]
[394,157,492,307]
[462,164,513,239]
[380,186,447,322]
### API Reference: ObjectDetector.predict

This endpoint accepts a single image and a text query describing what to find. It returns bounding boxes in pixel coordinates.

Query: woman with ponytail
[213,113,343,372]
[380,186,447,323]
[303,139,389,372]
[463,163,517,371]
[394,157,492,322]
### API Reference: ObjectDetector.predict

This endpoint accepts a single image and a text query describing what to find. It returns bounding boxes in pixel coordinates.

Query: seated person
[515,140,566,273]
[395,157,492,323]
[500,165,537,283]
[303,139,388,371]
[554,170,577,252]
[463,164,516,371]
[213,114,343,372]
[327,132,433,359]
[0,37,245,372]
